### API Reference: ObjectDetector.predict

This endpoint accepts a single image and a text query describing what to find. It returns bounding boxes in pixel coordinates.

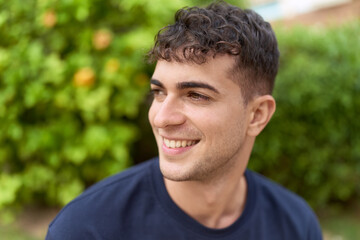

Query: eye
[187,91,210,101]
[150,88,166,101]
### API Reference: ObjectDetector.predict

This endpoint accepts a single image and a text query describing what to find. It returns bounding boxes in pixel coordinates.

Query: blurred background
[0,0,359,239]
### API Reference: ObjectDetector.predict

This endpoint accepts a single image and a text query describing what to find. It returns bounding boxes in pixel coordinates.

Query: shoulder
[67,158,155,207]
[247,170,323,239]
[78,158,155,198]
[249,170,310,213]
[46,158,158,239]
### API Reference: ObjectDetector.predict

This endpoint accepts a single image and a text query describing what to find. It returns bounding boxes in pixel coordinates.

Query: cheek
[208,107,247,136]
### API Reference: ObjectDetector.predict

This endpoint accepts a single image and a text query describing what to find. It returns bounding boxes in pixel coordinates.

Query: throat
[164,175,248,229]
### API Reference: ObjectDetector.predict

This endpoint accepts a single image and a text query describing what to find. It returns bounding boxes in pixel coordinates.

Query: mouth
[163,137,199,149]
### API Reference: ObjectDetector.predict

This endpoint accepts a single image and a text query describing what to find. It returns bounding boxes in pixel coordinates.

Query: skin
[148,54,276,229]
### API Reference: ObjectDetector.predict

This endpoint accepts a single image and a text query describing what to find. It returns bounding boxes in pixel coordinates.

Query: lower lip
[162,142,196,155]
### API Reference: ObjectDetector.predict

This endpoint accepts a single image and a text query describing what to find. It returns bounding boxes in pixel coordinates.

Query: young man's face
[148,55,253,182]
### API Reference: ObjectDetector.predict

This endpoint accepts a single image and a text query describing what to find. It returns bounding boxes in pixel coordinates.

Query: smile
[163,138,198,149]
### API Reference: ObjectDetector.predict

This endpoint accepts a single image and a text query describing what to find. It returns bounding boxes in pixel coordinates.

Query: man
[46,1,323,239]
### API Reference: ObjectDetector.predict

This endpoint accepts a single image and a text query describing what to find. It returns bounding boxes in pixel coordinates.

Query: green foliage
[321,212,360,240]
[250,21,360,209]
[0,0,198,210]
[0,224,41,240]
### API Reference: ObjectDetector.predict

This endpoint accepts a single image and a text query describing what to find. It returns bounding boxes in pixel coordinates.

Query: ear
[247,95,276,137]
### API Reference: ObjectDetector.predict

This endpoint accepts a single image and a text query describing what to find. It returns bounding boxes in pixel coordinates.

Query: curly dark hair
[147,1,280,103]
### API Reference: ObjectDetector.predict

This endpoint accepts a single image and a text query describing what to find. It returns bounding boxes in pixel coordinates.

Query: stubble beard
[157,119,247,183]
[159,143,242,184]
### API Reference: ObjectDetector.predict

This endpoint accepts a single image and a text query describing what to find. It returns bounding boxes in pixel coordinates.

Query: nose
[151,96,186,128]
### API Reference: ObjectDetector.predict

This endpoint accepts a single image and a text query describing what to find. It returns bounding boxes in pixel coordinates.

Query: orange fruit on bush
[73,67,95,87]
[93,29,113,50]
[43,10,57,28]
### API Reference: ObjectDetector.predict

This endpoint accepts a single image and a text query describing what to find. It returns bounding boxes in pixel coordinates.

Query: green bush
[250,21,360,209]
[0,0,247,214]
[0,0,202,211]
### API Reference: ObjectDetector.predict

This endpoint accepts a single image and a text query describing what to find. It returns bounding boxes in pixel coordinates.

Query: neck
[164,167,248,229]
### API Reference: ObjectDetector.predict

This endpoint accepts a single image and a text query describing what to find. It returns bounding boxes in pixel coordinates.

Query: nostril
[154,111,186,128]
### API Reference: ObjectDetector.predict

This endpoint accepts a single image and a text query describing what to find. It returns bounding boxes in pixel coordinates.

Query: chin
[159,159,193,182]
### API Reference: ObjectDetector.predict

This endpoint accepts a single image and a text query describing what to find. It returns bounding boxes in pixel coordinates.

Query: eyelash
[187,91,210,101]
[149,89,164,97]
[149,89,211,102]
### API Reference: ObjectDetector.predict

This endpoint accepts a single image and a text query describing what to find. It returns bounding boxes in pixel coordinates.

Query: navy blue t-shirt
[46,158,322,239]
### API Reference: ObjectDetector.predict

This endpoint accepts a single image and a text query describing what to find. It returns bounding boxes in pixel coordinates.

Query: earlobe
[247,95,276,137]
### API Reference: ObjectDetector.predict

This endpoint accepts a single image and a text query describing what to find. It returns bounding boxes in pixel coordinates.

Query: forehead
[152,55,239,90]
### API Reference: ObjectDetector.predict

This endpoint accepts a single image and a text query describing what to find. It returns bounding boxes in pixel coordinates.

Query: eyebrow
[150,79,164,88]
[176,81,219,94]
[150,79,219,94]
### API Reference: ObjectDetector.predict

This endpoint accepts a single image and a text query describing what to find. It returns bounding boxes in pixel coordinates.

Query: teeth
[164,138,198,149]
